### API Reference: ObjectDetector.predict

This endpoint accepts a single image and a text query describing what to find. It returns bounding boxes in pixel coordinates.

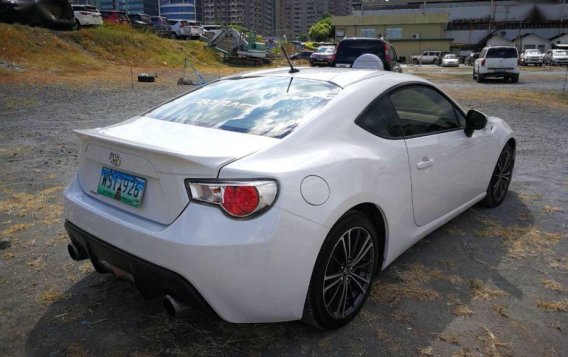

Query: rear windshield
[487,48,517,58]
[554,50,567,55]
[336,41,385,63]
[316,46,334,53]
[145,77,341,138]
[444,54,457,59]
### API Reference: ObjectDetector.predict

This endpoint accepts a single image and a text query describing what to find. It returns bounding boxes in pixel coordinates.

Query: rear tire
[476,73,484,83]
[303,211,379,330]
[481,144,514,208]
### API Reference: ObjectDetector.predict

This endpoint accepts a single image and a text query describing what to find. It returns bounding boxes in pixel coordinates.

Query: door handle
[417,158,434,169]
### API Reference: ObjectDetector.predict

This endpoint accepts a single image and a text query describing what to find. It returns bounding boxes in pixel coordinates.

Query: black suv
[331,38,402,72]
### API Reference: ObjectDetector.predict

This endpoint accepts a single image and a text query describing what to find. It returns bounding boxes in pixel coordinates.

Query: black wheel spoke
[322,227,374,319]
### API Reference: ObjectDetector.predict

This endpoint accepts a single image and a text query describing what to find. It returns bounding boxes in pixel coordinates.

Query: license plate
[97,167,146,208]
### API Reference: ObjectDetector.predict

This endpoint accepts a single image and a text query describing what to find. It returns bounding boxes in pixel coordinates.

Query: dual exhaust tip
[67,242,190,318]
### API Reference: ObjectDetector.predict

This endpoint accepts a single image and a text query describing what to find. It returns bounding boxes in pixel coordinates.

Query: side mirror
[465,109,487,137]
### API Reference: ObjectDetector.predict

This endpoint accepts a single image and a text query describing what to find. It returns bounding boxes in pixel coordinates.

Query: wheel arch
[341,202,388,273]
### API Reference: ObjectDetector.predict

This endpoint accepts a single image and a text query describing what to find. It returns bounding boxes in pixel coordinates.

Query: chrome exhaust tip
[163,294,190,318]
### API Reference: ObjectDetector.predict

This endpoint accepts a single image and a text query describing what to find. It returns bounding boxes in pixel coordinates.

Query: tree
[308,14,334,42]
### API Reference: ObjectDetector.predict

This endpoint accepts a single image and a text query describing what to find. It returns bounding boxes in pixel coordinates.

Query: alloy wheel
[492,149,513,202]
[322,227,374,319]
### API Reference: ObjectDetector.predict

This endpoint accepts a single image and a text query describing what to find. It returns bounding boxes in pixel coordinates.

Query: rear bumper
[65,221,216,315]
[63,175,328,323]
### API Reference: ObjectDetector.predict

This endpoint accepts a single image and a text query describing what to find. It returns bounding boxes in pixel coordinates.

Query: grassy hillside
[0,23,220,75]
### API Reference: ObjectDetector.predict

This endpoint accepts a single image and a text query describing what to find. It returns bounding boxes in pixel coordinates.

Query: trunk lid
[75,117,278,225]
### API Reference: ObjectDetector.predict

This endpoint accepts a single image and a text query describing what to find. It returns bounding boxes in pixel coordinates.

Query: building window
[361,28,375,38]
[386,28,402,39]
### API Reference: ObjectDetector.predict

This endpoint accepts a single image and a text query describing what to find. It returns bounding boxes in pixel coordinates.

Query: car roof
[225,67,426,88]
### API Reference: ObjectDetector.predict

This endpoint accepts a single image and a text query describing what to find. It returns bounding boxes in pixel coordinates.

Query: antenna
[281,45,299,73]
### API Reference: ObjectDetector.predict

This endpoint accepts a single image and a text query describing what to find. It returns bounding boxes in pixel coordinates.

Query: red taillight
[481,59,486,66]
[518,58,521,65]
[186,180,278,218]
[384,43,391,63]
[222,186,259,217]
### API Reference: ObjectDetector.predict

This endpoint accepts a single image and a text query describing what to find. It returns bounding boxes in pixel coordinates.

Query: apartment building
[275,0,353,39]
[202,0,274,35]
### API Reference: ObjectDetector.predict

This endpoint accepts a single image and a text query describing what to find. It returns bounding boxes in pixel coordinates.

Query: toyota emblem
[109,152,121,167]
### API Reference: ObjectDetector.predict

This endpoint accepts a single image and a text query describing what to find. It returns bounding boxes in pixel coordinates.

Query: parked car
[411,51,442,65]
[466,52,480,66]
[129,13,152,30]
[72,5,103,27]
[187,21,203,40]
[331,38,402,72]
[0,0,75,29]
[544,49,568,66]
[310,46,335,66]
[290,50,314,61]
[168,20,192,39]
[150,16,170,37]
[441,53,459,67]
[520,49,544,66]
[473,46,520,83]
[100,10,129,25]
[64,66,515,330]
[435,51,452,66]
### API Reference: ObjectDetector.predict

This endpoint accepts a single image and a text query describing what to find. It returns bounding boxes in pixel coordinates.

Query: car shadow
[25,192,532,356]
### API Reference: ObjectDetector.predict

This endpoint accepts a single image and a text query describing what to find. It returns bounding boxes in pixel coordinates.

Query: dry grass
[474,220,563,259]
[375,327,402,355]
[492,304,510,318]
[470,279,508,300]
[0,223,33,238]
[543,206,562,213]
[536,299,568,312]
[372,263,463,304]
[476,328,513,357]
[0,186,64,226]
[453,304,474,317]
[547,257,568,271]
[542,279,568,293]
[36,288,67,304]
[438,333,460,345]
[417,346,435,357]
[446,86,568,111]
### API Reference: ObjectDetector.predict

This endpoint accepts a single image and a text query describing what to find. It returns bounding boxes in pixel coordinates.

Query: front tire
[481,144,514,208]
[303,212,379,330]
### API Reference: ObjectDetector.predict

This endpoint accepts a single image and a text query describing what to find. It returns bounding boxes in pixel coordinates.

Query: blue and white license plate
[97,167,146,208]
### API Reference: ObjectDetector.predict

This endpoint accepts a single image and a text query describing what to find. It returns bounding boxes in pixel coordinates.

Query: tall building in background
[160,0,202,21]
[275,0,353,39]
[98,0,160,15]
[202,0,274,35]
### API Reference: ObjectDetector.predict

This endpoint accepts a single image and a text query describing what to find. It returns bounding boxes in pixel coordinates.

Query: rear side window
[356,96,403,139]
[145,77,341,138]
[335,41,385,64]
[487,48,518,58]
[389,86,459,137]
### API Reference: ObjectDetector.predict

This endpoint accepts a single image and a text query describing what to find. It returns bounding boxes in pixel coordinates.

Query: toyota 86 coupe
[64,67,515,329]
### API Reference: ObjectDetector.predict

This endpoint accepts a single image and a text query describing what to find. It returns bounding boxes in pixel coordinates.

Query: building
[97,0,160,16]
[160,0,202,21]
[202,0,274,35]
[275,0,354,40]
[333,13,451,58]
[332,1,568,58]
[550,33,568,48]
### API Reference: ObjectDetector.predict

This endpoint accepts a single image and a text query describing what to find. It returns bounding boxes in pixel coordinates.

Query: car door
[388,85,491,227]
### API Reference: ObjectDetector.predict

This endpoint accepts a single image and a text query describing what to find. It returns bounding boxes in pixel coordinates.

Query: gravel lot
[0,68,567,356]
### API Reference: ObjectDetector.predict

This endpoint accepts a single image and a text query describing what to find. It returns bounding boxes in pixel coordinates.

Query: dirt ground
[0,66,567,357]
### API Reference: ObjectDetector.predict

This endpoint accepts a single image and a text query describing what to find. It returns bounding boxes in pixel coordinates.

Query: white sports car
[64,66,515,329]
